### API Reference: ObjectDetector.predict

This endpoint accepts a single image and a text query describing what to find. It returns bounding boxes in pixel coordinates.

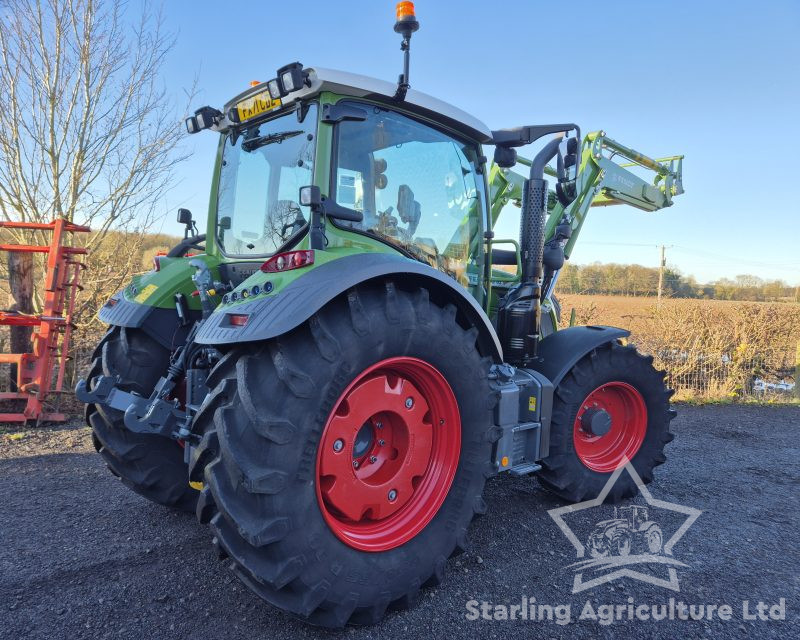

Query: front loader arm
[489,131,684,260]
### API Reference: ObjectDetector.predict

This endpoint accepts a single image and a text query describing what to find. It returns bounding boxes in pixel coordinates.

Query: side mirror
[299,185,363,223]
[178,208,198,239]
[218,216,232,231]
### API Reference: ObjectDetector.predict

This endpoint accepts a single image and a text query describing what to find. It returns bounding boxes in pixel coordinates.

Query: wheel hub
[352,422,374,459]
[316,357,461,552]
[573,381,647,473]
[580,407,612,437]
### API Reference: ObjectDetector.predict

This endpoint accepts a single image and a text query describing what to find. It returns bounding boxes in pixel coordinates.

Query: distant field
[555,294,800,400]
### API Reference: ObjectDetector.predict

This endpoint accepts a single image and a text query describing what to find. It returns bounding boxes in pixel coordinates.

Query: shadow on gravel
[0,451,96,469]
[0,407,797,639]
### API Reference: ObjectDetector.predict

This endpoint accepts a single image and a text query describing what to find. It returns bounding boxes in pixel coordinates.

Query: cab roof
[223,66,492,144]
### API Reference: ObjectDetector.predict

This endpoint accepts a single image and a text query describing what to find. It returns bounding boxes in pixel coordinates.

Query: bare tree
[0,0,189,362]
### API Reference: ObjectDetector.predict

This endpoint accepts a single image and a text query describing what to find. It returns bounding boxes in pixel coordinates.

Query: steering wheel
[166,234,206,258]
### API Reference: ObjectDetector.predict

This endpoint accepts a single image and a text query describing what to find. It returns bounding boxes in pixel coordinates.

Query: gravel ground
[1,404,798,639]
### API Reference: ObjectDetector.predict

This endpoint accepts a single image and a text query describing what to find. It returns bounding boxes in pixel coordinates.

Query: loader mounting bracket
[489,363,554,474]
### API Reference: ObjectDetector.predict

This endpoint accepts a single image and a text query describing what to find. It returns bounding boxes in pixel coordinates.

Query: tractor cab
[186,64,497,307]
[619,504,650,529]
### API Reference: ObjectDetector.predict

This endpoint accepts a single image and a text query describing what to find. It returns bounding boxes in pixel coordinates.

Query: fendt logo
[548,459,702,593]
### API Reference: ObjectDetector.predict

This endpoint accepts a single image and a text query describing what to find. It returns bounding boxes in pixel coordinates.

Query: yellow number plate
[236,90,281,122]
[134,284,158,303]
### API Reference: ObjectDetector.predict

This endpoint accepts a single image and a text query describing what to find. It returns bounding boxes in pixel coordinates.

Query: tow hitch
[76,260,223,441]
[76,372,189,439]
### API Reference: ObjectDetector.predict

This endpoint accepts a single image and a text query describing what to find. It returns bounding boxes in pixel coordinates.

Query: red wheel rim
[573,381,647,473]
[315,357,460,552]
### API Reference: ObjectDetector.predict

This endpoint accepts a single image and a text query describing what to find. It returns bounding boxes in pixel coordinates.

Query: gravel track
[1,404,798,639]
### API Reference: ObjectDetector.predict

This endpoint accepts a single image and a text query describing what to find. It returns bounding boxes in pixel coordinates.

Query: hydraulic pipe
[588,132,671,176]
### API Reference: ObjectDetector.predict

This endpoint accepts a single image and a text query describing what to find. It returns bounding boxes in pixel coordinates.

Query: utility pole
[657,245,666,304]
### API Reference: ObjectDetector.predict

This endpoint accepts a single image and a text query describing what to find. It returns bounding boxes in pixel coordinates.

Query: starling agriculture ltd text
[465,596,787,626]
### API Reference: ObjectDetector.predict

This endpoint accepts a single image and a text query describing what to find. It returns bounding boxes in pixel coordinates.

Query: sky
[151,0,800,285]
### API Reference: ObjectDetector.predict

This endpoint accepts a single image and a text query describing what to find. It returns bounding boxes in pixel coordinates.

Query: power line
[670,246,800,270]
[581,241,800,271]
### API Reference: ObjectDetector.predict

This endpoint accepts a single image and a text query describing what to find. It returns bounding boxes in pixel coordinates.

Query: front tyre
[192,283,495,627]
[538,341,676,503]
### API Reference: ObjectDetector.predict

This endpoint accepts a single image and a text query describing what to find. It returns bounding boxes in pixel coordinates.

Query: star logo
[547,458,702,593]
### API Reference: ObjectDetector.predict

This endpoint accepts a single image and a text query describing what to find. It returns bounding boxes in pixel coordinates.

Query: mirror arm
[320,197,363,222]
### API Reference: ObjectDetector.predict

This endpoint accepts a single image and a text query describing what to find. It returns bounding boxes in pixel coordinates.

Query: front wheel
[612,531,632,557]
[191,283,495,627]
[588,534,610,559]
[538,341,676,503]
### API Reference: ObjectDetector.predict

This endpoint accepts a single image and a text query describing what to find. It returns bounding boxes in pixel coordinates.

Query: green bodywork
[119,89,683,332]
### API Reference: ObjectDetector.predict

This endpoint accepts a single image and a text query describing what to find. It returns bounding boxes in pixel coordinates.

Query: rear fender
[97,294,198,350]
[194,253,502,361]
[96,254,220,349]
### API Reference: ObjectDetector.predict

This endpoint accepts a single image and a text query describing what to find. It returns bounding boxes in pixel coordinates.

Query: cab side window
[334,102,483,287]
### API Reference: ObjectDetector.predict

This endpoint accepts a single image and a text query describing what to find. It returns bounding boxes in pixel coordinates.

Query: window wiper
[241,129,304,152]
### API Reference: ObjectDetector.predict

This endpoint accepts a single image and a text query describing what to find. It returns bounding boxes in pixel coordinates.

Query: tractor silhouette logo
[548,459,702,593]
[587,504,663,558]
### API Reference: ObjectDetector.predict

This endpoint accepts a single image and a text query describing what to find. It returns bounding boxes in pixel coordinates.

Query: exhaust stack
[497,138,564,366]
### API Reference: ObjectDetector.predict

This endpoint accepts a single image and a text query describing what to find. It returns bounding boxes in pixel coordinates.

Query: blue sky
[153,0,800,285]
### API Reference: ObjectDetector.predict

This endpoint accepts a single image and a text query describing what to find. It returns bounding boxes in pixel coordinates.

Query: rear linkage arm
[75,261,223,442]
[75,321,203,442]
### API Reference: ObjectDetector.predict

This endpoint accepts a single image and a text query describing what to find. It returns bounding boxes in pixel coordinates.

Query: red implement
[0,219,90,423]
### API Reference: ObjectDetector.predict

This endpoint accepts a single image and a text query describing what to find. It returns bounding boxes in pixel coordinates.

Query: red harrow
[0,219,89,423]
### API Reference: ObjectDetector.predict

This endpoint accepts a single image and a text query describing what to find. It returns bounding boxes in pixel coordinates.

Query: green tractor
[76,3,684,627]
[587,504,664,558]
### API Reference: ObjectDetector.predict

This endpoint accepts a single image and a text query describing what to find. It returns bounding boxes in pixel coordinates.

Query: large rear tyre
[85,326,198,511]
[538,341,675,503]
[191,283,495,627]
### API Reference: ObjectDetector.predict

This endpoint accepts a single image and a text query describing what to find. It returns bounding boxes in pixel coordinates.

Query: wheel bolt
[405,397,414,409]
[378,439,385,446]
[375,421,383,429]
[388,489,397,501]
[333,439,344,452]
[369,455,377,463]
[353,460,359,469]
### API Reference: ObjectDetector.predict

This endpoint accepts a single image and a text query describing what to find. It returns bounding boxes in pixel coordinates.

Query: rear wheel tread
[192,284,493,627]
[84,327,197,511]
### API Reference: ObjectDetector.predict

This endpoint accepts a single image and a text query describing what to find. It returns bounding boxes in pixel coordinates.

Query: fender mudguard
[97,292,194,350]
[529,325,630,388]
[194,253,503,360]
